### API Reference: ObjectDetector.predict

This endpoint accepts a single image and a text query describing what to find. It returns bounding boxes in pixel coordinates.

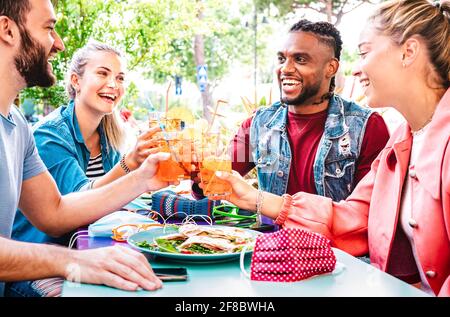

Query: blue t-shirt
[12,100,121,246]
[0,106,46,296]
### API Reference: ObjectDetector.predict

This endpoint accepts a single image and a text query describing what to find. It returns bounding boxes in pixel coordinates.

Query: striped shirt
[86,153,106,180]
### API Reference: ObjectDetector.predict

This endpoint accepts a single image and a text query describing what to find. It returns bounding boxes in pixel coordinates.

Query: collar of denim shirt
[62,100,113,156]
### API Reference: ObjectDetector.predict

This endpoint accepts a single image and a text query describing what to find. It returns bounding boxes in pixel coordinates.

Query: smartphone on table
[153,267,188,281]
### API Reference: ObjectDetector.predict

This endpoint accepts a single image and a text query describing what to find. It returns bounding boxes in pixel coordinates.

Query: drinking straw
[268,87,272,106]
[349,76,356,99]
[207,99,228,134]
[144,93,156,112]
[165,81,172,119]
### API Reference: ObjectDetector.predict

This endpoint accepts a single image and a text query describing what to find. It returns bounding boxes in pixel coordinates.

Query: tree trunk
[335,12,343,26]
[194,34,213,123]
[325,0,333,23]
[194,3,213,124]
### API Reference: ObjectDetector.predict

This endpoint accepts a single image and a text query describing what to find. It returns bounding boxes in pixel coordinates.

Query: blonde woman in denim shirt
[12,41,161,246]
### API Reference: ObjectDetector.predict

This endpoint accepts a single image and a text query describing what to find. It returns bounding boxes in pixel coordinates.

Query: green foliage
[22,0,260,116]
[22,0,195,112]
[153,0,255,85]
[22,0,119,111]
[341,48,359,76]
[256,0,382,25]
[256,0,296,17]
[258,95,267,106]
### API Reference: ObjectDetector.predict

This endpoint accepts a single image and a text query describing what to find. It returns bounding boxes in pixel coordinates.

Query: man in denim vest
[232,20,389,214]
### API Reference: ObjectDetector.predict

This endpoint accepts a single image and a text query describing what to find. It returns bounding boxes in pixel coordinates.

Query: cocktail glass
[156,133,192,182]
[198,135,232,199]
[148,112,183,132]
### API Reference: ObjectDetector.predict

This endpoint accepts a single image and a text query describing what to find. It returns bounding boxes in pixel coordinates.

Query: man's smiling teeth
[99,93,117,101]
[282,79,301,86]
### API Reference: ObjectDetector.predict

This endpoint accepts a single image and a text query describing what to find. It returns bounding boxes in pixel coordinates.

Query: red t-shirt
[232,109,390,196]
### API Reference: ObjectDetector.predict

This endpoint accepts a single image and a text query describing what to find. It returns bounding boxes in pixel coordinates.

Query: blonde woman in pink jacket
[215,0,450,296]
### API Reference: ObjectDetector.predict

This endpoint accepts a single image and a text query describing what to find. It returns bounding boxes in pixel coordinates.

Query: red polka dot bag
[245,228,337,282]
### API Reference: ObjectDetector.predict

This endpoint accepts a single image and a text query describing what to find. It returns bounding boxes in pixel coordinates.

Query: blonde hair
[369,0,450,88]
[66,40,126,152]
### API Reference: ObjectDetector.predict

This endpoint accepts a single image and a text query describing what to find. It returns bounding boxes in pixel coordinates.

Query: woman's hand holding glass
[124,126,162,171]
[207,170,259,211]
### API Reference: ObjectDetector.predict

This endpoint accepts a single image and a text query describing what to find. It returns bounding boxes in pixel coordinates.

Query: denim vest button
[277,170,284,177]
[336,168,341,174]
[408,218,418,229]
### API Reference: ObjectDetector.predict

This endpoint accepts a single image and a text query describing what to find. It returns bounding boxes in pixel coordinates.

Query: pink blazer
[276,88,450,296]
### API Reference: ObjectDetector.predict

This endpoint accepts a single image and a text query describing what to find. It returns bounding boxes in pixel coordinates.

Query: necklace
[411,113,434,137]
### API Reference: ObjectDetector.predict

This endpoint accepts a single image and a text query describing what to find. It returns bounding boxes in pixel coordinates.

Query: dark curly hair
[289,19,343,95]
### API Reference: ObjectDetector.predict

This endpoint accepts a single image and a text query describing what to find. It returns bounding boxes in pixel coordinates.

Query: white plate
[127,225,261,263]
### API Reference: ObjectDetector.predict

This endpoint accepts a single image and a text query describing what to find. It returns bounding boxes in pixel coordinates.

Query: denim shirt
[12,100,121,245]
[250,94,373,202]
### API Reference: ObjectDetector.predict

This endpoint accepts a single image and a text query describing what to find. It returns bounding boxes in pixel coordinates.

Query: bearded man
[231,20,390,214]
[0,0,169,297]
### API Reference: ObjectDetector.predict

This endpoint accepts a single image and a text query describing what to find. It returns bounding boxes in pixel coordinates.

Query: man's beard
[14,26,55,88]
[280,79,322,106]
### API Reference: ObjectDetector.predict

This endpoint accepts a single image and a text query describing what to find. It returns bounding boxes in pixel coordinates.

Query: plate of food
[127,224,261,262]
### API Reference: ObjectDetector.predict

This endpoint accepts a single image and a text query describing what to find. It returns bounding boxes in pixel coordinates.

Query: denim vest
[12,100,121,246]
[250,94,373,202]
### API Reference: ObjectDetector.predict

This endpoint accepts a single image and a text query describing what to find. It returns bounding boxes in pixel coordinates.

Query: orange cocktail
[148,112,184,142]
[199,156,232,198]
[156,137,192,182]
[149,117,183,132]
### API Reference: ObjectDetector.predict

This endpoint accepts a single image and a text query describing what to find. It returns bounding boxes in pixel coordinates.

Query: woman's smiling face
[72,51,126,115]
[352,23,404,108]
